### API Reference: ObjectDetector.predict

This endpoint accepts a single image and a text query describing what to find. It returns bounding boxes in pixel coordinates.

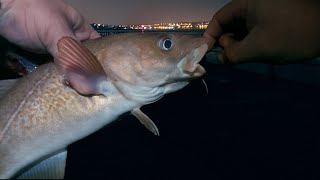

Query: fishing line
[202,79,208,95]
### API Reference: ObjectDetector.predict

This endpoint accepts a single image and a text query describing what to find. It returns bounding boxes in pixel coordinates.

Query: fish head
[56,33,207,103]
[97,33,207,99]
[55,33,208,135]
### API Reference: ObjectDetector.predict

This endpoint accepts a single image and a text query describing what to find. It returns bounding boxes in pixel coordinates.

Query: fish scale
[0,64,112,178]
[0,33,207,178]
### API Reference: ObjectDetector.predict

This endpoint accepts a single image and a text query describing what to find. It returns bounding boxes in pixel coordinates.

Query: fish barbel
[0,33,207,178]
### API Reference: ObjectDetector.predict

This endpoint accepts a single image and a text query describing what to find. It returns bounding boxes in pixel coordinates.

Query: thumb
[74,21,101,41]
[219,28,267,64]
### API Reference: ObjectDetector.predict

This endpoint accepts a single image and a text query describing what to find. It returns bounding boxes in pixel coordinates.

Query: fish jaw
[163,43,208,94]
[177,43,208,78]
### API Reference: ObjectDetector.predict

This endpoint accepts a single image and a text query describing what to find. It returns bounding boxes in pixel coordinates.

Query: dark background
[65,59,320,180]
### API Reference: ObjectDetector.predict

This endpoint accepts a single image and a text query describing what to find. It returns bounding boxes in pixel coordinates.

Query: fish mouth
[178,43,208,77]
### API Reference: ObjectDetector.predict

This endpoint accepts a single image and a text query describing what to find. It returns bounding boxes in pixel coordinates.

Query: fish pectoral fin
[17,150,67,179]
[55,36,108,96]
[131,108,160,136]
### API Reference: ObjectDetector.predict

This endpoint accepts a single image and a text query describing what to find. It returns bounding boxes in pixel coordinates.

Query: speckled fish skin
[0,33,207,178]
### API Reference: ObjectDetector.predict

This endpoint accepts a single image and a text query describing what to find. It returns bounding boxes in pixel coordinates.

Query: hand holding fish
[204,0,320,64]
[0,0,100,57]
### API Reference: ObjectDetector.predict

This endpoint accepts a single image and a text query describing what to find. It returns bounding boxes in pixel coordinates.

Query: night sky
[65,0,230,25]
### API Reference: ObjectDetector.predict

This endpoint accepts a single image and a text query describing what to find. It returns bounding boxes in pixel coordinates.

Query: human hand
[0,0,100,57]
[203,0,320,64]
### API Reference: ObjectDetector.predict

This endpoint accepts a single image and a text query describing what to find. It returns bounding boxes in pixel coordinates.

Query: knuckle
[224,47,239,63]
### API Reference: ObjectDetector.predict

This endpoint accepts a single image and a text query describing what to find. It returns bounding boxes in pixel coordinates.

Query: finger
[203,0,247,50]
[219,33,236,48]
[74,21,101,41]
[66,5,100,41]
[220,27,268,64]
[203,32,216,51]
[49,20,98,57]
[218,33,236,64]
[218,53,227,64]
[89,30,101,39]
[46,21,79,57]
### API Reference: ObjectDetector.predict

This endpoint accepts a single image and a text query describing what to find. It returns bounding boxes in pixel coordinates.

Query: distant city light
[92,21,209,30]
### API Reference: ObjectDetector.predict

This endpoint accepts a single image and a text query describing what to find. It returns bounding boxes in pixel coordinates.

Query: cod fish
[0,33,207,179]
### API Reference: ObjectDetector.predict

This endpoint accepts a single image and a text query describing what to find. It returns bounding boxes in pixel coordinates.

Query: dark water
[65,59,320,180]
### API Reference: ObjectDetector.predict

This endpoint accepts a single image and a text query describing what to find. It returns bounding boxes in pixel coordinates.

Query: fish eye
[160,38,173,50]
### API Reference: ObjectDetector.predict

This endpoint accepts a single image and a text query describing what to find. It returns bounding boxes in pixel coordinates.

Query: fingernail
[91,31,101,39]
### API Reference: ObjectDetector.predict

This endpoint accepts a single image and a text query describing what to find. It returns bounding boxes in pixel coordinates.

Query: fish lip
[178,43,208,76]
[193,44,208,64]
[194,64,206,76]
[191,43,208,76]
